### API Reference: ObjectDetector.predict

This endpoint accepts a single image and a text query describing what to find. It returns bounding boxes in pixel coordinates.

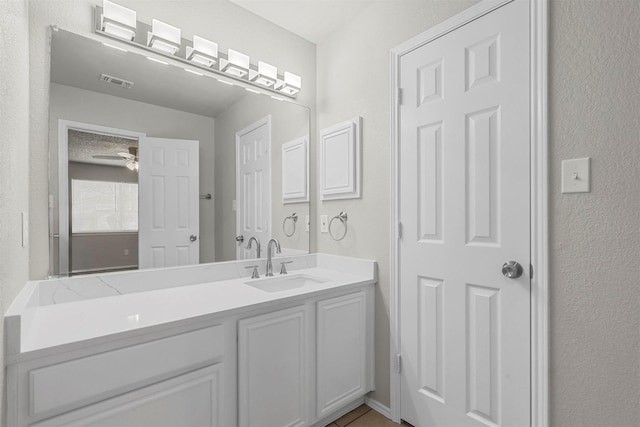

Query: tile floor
[326,404,402,427]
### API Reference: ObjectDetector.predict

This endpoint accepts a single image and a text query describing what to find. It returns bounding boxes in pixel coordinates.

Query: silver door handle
[502,261,523,278]
[236,235,244,243]
[190,234,198,242]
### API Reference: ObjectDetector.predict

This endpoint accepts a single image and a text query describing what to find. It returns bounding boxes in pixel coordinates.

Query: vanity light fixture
[249,61,277,87]
[147,19,181,55]
[276,72,302,96]
[187,35,218,68]
[101,0,137,41]
[220,49,250,78]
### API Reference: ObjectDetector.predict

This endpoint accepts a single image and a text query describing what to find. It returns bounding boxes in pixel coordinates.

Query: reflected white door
[138,137,199,269]
[236,117,271,260]
[399,1,530,426]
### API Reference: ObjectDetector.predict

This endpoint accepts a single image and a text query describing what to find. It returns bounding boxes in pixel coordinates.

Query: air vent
[99,73,134,89]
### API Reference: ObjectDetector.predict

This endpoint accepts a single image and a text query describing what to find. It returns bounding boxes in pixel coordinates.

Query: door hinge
[397,222,403,239]
[397,88,403,106]
[395,354,402,374]
[530,264,534,279]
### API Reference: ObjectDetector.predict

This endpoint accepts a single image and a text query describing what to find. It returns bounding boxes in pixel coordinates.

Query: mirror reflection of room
[48,29,310,277]
[68,130,139,275]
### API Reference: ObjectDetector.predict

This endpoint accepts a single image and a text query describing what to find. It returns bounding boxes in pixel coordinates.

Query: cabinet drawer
[29,325,224,418]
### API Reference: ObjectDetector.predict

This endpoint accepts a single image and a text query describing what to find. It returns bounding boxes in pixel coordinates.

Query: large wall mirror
[48,29,310,277]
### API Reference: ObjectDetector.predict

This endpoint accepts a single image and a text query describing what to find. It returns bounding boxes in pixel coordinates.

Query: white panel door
[138,137,199,269]
[399,1,530,426]
[236,117,271,259]
[238,306,309,427]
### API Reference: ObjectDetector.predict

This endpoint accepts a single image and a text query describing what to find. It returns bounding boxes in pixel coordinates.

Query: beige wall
[548,1,639,425]
[50,83,216,264]
[0,0,30,419]
[316,0,640,425]
[29,0,316,279]
[214,95,310,261]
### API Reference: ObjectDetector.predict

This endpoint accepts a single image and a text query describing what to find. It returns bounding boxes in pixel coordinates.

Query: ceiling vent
[99,73,134,89]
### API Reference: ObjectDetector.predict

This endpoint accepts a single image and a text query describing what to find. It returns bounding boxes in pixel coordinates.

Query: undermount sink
[245,274,329,293]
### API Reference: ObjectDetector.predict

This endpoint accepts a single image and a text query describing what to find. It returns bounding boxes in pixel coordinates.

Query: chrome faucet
[265,238,281,276]
[246,237,261,258]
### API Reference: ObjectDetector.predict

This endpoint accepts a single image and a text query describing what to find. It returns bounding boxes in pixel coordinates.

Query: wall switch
[320,215,328,233]
[305,215,310,232]
[232,200,237,211]
[561,157,591,193]
[124,249,129,256]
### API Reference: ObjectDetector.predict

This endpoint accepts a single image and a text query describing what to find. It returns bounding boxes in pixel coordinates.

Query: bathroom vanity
[5,254,376,427]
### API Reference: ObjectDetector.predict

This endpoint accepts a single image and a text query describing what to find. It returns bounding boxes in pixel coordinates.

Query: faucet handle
[245,265,260,279]
[279,261,293,275]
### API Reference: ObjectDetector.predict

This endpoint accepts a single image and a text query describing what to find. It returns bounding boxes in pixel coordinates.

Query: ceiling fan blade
[92,155,124,160]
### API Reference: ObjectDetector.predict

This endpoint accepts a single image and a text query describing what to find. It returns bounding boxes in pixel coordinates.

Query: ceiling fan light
[187,35,218,68]
[101,0,137,41]
[220,49,249,78]
[147,19,181,55]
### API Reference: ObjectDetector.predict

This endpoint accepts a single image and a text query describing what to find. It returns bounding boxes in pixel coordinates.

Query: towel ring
[329,211,348,241]
[282,213,298,237]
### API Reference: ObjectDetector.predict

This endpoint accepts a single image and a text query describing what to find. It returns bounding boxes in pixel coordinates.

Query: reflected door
[138,137,200,269]
[236,117,271,260]
[399,1,531,426]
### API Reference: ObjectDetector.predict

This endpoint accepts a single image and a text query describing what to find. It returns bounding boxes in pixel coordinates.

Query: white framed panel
[282,136,309,204]
[320,117,362,200]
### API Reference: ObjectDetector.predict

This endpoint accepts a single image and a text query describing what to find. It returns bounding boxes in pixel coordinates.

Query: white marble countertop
[5,254,376,357]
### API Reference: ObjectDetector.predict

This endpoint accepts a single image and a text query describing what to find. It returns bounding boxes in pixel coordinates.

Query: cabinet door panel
[317,291,367,417]
[238,306,309,427]
[32,365,222,427]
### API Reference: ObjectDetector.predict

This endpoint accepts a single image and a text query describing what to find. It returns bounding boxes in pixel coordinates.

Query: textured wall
[29,0,316,279]
[548,1,640,426]
[316,0,481,409]
[0,0,30,420]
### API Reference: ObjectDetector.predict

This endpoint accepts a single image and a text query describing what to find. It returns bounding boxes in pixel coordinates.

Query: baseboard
[364,396,392,419]
[311,397,365,427]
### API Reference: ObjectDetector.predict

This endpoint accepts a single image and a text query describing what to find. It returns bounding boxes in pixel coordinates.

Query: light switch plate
[561,157,591,193]
[320,215,328,233]
[232,199,237,211]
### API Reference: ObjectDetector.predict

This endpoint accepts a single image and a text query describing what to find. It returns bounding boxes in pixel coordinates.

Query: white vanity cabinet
[237,288,374,427]
[238,305,311,427]
[8,323,234,427]
[6,256,376,427]
[31,364,223,427]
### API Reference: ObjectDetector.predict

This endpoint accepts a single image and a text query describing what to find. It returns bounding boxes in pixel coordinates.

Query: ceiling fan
[92,146,139,171]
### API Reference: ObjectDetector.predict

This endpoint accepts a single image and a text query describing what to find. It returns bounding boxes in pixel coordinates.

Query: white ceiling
[228,0,378,44]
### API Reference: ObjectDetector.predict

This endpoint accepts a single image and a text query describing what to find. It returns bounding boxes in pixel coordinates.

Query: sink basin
[245,274,329,293]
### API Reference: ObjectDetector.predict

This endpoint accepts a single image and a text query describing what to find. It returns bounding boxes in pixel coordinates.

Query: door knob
[502,261,523,278]
[190,234,198,242]
[236,235,244,243]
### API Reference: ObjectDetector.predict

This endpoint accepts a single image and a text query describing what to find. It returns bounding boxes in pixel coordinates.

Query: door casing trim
[388,0,549,425]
